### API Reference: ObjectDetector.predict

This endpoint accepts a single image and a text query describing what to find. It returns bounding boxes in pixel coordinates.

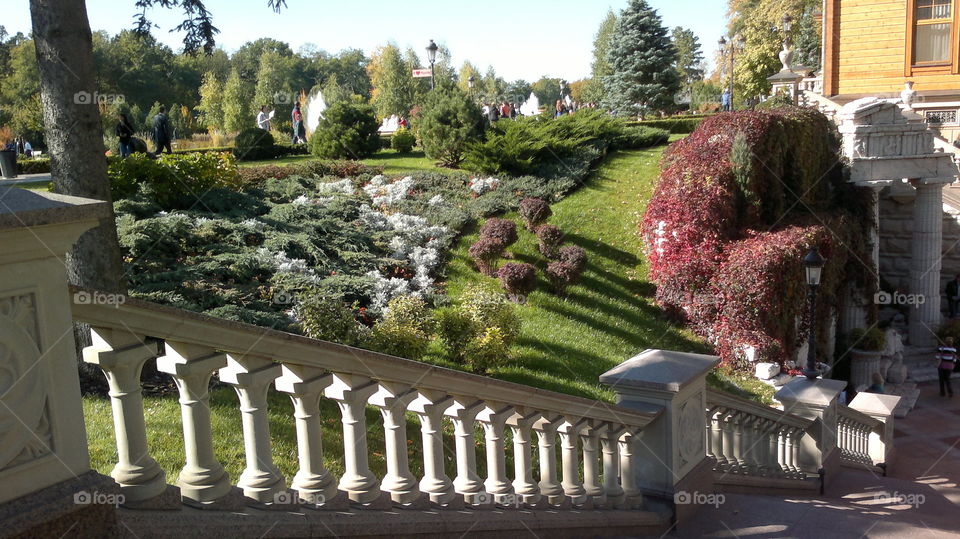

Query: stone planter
[850,349,882,390]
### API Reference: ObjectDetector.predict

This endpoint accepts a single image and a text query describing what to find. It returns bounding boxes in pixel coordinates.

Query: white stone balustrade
[409,391,456,505]
[446,397,485,503]
[558,418,588,505]
[370,384,420,504]
[837,406,883,466]
[509,410,542,505]
[478,402,516,504]
[324,373,381,504]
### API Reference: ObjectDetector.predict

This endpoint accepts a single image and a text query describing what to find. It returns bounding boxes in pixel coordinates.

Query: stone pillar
[446,397,485,504]
[849,392,902,466]
[0,189,119,537]
[909,180,946,347]
[558,418,588,505]
[478,402,516,504]
[410,391,456,505]
[774,377,847,487]
[533,415,565,505]
[509,410,542,505]
[370,384,420,505]
[324,374,381,504]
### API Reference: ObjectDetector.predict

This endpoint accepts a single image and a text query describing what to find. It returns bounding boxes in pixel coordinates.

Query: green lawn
[239,149,440,177]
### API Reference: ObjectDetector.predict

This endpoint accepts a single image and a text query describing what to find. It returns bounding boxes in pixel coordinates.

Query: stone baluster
[764,420,779,477]
[324,374,381,504]
[777,426,789,476]
[83,328,168,504]
[446,398,485,504]
[789,428,803,477]
[558,418,588,505]
[508,409,542,505]
[619,429,643,509]
[580,421,606,505]
[533,415,565,505]
[731,411,745,473]
[156,341,234,506]
[410,391,456,505]
[743,415,760,474]
[600,425,625,506]
[710,408,729,471]
[220,354,285,504]
[274,365,338,506]
[478,402,516,504]
[720,409,737,473]
[369,383,420,504]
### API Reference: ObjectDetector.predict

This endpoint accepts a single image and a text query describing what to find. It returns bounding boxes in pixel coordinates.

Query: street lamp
[719,35,744,110]
[426,39,439,90]
[468,75,475,89]
[803,247,826,380]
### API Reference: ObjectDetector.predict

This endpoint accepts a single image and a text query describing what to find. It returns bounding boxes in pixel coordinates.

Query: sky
[5,0,728,82]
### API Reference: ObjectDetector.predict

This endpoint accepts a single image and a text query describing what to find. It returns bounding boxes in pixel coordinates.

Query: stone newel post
[0,189,118,536]
[774,377,846,486]
[600,349,718,522]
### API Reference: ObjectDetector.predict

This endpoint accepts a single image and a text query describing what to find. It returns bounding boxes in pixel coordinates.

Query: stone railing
[836,405,883,467]
[73,289,660,511]
[705,389,813,480]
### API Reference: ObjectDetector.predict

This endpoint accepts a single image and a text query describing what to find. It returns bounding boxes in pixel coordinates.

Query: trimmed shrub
[108,152,241,209]
[630,116,708,134]
[479,218,518,247]
[536,224,564,259]
[558,245,587,272]
[498,262,537,300]
[368,295,434,360]
[310,102,381,160]
[546,261,581,295]
[519,197,552,230]
[233,128,274,161]
[391,127,416,153]
[295,292,368,347]
[469,237,504,276]
[16,158,51,175]
[436,286,521,372]
[416,86,484,167]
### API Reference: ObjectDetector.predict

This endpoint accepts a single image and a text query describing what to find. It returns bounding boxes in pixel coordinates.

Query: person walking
[257,105,272,131]
[152,106,173,154]
[946,274,960,318]
[721,89,732,112]
[936,337,956,397]
[291,102,305,144]
[115,113,135,158]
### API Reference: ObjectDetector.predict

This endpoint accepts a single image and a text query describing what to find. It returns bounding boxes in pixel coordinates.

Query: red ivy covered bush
[559,245,587,272]
[498,262,537,300]
[546,261,582,295]
[641,107,873,369]
[480,218,519,247]
[536,224,565,259]
[469,237,504,276]
[519,197,552,230]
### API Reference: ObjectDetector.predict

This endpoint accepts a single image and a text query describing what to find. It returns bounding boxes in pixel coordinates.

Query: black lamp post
[426,40,439,90]
[468,75,475,89]
[803,248,826,380]
[719,35,743,110]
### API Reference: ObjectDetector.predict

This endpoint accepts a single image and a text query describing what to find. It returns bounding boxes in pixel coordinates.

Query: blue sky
[5,0,728,82]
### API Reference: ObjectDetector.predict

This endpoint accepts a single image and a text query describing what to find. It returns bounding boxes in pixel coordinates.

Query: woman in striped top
[936,337,956,397]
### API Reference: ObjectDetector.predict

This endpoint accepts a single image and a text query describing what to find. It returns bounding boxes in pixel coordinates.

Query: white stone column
[446,397,485,503]
[83,328,167,503]
[156,342,232,504]
[274,365,338,505]
[509,410,542,505]
[601,425,625,506]
[533,415,565,505]
[558,418,587,505]
[324,373,381,504]
[478,403,516,504]
[410,390,456,505]
[219,354,285,503]
[370,383,420,504]
[619,429,644,508]
[909,180,945,347]
[580,421,605,505]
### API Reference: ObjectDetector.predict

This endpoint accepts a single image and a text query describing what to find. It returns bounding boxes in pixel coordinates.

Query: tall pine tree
[602,0,680,117]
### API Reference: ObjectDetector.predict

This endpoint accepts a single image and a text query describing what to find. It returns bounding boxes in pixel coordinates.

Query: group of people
[3,136,33,157]
[257,103,307,144]
[554,100,597,118]
[482,102,520,123]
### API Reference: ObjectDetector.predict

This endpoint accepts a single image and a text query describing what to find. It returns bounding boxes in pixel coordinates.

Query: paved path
[0,173,52,185]
[671,382,960,538]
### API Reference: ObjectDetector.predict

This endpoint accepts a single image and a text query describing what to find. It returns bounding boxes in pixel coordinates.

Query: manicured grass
[8,180,51,191]
[426,144,713,402]
[239,149,440,177]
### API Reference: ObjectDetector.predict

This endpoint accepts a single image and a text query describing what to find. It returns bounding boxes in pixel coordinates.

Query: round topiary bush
[536,224,564,259]
[497,262,537,301]
[559,245,587,272]
[469,237,504,276]
[310,102,381,160]
[233,128,274,161]
[546,261,581,295]
[480,218,518,247]
[519,197,552,230]
[391,127,416,153]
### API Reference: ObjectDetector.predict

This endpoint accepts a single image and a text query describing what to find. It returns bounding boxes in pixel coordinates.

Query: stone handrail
[705,389,814,480]
[837,404,883,466]
[72,287,659,510]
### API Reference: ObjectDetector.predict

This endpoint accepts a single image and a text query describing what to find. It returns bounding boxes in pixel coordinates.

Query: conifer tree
[223,67,253,133]
[602,0,680,117]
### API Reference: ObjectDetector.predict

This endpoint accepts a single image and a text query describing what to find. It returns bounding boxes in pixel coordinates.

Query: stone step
[884,383,922,418]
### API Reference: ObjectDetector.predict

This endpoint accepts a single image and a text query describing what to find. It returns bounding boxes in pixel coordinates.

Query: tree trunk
[30,0,126,394]
[30,0,126,294]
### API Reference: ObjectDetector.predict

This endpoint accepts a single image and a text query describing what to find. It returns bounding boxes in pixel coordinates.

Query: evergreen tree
[602,0,680,117]
[254,50,296,131]
[223,67,254,133]
[369,43,416,119]
[195,71,224,133]
[584,9,617,103]
[672,27,705,93]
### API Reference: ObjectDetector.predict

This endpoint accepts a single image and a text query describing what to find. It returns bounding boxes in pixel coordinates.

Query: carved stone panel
[0,292,53,471]
[676,391,705,472]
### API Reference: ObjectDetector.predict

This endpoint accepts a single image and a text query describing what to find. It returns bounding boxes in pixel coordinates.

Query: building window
[914,0,953,64]
[925,109,959,124]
